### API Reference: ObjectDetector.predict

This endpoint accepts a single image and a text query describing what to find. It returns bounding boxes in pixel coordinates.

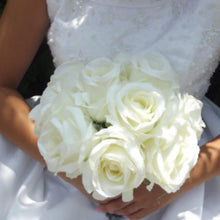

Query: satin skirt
[0,97,220,220]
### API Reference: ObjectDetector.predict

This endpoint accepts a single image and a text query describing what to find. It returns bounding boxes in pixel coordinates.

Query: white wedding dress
[1,0,220,219]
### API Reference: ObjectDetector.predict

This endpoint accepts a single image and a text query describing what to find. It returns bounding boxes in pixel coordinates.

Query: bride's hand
[58,173,108,205]
[98,135,220,219]
[97,183,177,220]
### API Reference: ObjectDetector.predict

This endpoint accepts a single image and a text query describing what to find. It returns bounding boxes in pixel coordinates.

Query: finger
[97,194,122,206]
[98,197,133,213]
[127,208,148,220]
[115,202,141,216]
[102,194,122,204]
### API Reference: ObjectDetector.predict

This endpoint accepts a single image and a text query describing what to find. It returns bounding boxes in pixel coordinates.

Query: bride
[0,0,220,219]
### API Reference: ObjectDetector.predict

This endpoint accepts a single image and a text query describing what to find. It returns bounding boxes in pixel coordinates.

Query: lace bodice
[46,0,220,99]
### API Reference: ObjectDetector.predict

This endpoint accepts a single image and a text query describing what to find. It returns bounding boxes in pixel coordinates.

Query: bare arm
[0,0,49,164]
[0,0,102,202]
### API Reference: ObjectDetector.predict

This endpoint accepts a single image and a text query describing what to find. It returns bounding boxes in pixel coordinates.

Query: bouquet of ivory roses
[29,51,205,202]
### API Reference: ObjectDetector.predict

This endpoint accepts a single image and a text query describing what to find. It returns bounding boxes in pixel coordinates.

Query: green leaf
[143,178,150,185]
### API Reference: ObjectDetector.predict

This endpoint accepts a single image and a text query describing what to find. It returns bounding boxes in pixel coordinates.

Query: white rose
[49,61,84,94]
[37,106,95,178]
[154,93,205,140]
[29,62,89,134]
[143,123,199,193]
[177,94,205,139]
[81,57,121,122]
[29,82,61,136]
[29,90,87,136]
[106,82,166,136]
[142,93,203,193]
[49,61,89,106]
[129,51,179,90]
[82,126,145,202]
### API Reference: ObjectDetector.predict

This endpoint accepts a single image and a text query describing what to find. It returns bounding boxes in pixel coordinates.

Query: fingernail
[96,208,102,213]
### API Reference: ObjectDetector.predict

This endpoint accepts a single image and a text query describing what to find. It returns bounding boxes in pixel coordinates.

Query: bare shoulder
[0,0,49,89]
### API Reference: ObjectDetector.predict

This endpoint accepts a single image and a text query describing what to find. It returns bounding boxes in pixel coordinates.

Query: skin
[98,135,220,219]
[0,0,99,204]
[0,1,220,219]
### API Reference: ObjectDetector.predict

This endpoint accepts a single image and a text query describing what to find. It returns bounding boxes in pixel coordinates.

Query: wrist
[180,135,220,195]
[0,87,46,165]
[206,135,220,176]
